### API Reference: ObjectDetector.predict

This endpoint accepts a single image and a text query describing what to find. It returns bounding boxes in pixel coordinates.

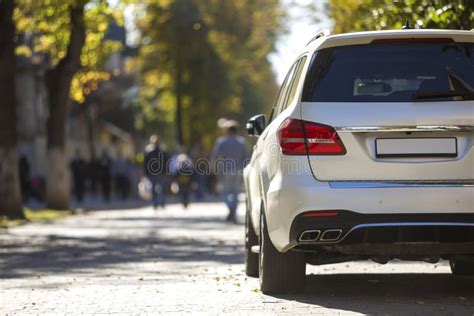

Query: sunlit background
[0,0,472,217]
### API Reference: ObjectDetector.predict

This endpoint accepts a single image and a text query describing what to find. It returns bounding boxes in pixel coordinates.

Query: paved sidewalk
[1,202,473,315]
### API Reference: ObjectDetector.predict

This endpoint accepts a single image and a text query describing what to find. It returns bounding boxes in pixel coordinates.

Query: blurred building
[15,24,139,182]
[15,36,49,176]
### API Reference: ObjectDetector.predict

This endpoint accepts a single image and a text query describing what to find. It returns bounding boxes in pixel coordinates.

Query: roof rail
[306,29,330,46]
[401,20,412,29]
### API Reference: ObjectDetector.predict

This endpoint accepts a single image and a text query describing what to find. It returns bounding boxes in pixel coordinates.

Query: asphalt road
[1,201,473,315]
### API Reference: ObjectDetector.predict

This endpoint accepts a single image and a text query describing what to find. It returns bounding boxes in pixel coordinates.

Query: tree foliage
[328,0,473,33]
[14,0,123,103]
[136,0,285,149]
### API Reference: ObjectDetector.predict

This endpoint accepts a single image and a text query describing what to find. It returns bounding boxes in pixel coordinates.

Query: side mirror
[246,114,266,136]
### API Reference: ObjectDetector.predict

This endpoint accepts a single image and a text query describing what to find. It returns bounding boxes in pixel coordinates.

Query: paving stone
[1,202,473,315]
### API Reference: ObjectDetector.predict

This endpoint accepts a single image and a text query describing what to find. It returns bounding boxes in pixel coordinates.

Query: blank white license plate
[375,138,457,158]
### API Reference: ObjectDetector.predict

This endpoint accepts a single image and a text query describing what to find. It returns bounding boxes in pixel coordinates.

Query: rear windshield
[302,41,474,102]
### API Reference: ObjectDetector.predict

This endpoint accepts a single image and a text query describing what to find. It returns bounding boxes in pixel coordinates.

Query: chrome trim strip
[351,222,474,229]
[338,222,474,244]
[336,125,474,133]
[329,181,474,188]
[310,222,474,245]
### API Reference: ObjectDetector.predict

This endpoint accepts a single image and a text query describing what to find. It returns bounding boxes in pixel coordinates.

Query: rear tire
[450,258,474,276]
[245,208,259,277]
[259,211,306,294]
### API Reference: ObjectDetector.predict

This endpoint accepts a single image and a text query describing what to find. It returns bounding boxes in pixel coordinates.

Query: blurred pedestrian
[211,120,246,223]
[18,154,31,202]
[99,151,112,202]
[30,175,45,202]
[190,144,208,201]
[144,135,169,210]
[87,158,100,198]
[113,154,131,200]
[173,153,194,209]
[70,150,87,203]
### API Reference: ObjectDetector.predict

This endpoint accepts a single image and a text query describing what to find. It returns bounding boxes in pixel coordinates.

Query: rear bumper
[264,167,474,251]
[290,211,474,256]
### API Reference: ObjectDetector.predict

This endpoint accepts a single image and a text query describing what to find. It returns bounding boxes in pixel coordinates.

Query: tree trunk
[46,4,85,210]
[0,0,24,219]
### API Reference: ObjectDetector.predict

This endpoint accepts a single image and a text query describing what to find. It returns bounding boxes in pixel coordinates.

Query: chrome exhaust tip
[320,229,343,242]
[298,230,321,242]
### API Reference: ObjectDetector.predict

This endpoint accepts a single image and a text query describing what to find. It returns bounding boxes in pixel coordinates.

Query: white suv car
[243,29,474,294]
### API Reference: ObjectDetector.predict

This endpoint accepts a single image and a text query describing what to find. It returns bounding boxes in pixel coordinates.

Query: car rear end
[273,30,474,265]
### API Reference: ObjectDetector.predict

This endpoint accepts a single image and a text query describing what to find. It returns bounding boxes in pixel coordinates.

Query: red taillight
[278,118,346,155]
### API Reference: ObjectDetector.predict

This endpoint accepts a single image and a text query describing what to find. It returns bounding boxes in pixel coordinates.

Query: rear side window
[285,56,307,108]
[302,42,474,102]
[269,61,298,122]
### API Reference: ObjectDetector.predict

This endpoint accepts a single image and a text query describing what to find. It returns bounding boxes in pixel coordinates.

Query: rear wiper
[412,90,474,101]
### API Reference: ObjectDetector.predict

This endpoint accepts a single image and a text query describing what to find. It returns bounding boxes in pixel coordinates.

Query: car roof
[307,29,474,52]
